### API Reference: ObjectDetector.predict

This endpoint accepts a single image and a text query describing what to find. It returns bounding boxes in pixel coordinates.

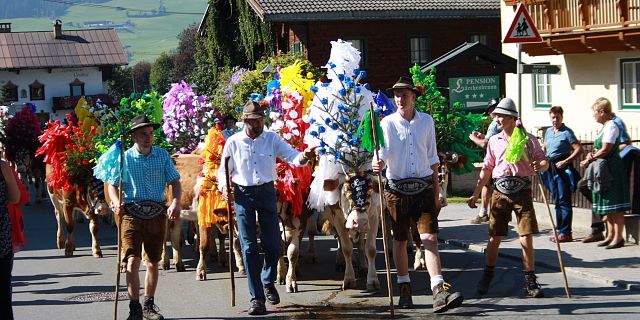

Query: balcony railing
[506,1,640,55]
[505,0,640,34]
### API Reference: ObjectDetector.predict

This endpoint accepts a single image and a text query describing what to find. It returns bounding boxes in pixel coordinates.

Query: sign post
[521,64,561,74]
[503,4,543,116]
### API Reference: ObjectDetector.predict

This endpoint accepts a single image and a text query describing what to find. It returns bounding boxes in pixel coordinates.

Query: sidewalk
[438,203,640,291]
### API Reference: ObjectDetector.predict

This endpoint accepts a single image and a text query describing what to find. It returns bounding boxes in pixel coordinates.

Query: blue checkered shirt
[108,146,180,204]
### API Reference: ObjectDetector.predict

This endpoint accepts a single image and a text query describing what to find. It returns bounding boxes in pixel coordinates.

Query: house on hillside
[0,20,128,121]
[501,1,640,137]
[236,0,502,91]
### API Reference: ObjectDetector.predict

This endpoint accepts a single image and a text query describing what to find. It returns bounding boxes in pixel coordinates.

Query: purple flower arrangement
[162,81,217,154]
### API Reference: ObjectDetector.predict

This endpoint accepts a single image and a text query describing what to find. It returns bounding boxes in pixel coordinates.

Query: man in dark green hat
[107,114,182,320]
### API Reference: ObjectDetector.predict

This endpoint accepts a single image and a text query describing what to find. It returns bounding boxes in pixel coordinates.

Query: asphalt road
[12,202,640,319]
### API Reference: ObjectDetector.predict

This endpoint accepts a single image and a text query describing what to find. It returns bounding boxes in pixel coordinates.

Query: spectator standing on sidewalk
[1,153,21,320]
[469,98,502,224]
[579,97,630,249]
[467,98,549,298]
[541,106,583,243]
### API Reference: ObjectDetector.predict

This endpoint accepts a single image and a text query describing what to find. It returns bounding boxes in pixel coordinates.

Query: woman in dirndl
[580,97,631,249]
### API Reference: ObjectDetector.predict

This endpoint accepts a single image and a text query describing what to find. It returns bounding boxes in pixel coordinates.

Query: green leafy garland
[410,65,489,174]
[92,90,173,154]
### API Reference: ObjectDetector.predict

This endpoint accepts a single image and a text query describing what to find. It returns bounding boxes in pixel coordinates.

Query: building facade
[501,1,640,138]
[0,21,127,120]
[245,0,502,90]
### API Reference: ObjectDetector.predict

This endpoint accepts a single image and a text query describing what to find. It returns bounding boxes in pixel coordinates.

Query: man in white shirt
[373,76,463,313]
[217,100,316,316]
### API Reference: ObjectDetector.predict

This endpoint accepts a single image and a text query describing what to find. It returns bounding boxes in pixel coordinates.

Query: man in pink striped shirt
[467,98,549,298]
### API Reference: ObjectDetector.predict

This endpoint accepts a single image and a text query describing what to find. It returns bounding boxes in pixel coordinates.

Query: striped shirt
[108,146,180,204]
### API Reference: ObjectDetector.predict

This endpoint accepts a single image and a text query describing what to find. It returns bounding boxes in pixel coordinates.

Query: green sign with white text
[448,76,500,110]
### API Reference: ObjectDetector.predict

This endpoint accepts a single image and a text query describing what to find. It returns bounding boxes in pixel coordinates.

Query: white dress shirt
[218,129,305,190]
[378,111,439,180]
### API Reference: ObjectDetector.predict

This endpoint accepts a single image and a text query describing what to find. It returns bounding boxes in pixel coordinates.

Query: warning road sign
[504,4,542,43]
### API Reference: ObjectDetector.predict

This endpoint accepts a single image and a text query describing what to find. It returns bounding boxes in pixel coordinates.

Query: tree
[150,52,176,94]
[201,0,274,82]
[171,24,198,83]
[188,36,216,96]
[107,66,133,102]
[132,61,152,93]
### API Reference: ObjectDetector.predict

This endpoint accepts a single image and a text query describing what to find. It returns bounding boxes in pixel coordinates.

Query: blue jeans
[233,182,281,302]
[542,167,573,236]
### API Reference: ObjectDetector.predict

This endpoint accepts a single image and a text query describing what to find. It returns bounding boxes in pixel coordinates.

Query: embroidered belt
[494,176,531,195]
[385,176,433,196]
[124,201,167,220]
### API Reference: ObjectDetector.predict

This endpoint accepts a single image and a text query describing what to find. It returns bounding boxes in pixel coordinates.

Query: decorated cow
[304,40,385,291]
[37,118,109,257]
[261,61,319,293]
[191,128,245,281]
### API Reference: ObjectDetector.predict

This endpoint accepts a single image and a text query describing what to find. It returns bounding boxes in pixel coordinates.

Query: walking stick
[224,156,236,307]
[369,103,394,317]
[114,135,124,320]
[536,178,572,298]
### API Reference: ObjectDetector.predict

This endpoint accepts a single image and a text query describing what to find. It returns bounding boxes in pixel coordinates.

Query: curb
[440,238,640,292]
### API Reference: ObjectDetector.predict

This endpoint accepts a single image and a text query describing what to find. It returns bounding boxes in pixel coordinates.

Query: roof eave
[261,9,499,22]
[247,0,266,21]
[0,62,128,71]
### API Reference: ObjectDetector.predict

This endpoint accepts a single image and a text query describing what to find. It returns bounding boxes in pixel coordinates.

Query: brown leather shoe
[582,233,605,243]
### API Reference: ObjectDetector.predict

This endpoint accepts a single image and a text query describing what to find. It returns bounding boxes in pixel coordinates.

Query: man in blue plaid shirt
[107,114,182,320]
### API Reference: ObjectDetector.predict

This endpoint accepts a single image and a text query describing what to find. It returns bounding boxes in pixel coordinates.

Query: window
[29,80,45,100]
[409,37,430,65]
[469,33,489,45]
[69,78,85,96]
[533,73,552,108]
[291,42,304,54]
[1,81,18,102]
[621,58,640,109]
[345,38,367,69]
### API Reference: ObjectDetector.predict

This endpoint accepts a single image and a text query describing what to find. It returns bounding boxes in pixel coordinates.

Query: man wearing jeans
[541,106,583,243]
[218,100,316,316]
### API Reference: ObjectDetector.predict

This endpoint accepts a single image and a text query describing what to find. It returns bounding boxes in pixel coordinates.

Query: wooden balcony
[504,0,640,55]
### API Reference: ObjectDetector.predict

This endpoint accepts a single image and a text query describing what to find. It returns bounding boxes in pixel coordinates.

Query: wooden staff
[525,126,571,298]
[369,102,394,317]
[536,178,572,298]
[224,156,236,307]
[114,135,124,320]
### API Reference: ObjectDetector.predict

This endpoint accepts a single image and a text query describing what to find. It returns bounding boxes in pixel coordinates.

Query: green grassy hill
[7,0,205,64]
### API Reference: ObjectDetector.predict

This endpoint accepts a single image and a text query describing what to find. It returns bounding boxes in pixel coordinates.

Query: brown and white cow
[275,201,317,293]
[47,166,109,257]
[313,161,381,291]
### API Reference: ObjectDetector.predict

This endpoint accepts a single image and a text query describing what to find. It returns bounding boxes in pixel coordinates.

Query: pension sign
[448,76,500,110]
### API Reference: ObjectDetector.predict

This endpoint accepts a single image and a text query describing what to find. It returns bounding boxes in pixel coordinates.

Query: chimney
[54,19,63,39]
[0,22,11,33]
